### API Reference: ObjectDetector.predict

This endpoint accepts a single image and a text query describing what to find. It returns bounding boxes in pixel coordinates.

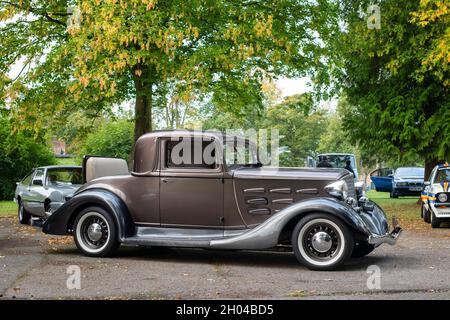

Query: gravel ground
[0,216,449,300]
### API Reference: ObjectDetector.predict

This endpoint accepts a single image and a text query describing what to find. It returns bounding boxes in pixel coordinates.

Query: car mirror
[424,181,430,186]
[388,174,393,178]
[33,179,43,186]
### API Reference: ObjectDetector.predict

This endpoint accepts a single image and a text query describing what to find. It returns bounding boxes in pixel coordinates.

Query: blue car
[390,167,424,198]
[370,168,394,192]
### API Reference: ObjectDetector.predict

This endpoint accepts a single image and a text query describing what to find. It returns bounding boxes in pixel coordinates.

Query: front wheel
[430,211,441,229]
[73,207,120,257]
[18,201,31,225]
[422,204,431,223]
[291,213,353,271]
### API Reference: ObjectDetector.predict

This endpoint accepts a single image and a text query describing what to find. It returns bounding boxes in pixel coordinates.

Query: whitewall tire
[292,213,353,271]
[73,207,120,257]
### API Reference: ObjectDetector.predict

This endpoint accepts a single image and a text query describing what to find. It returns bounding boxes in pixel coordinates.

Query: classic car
[390,167,424,198]
[41,131,401,271]
[421,163,450,228]
[370,168,394,192]
[14,166,82,225]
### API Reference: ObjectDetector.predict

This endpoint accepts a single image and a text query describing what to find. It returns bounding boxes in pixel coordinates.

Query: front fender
[211,198,373,250]
[42,188,134,241]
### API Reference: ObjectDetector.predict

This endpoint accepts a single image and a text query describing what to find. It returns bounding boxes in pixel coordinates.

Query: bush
[0,117,55,200]
[82,119,134,160]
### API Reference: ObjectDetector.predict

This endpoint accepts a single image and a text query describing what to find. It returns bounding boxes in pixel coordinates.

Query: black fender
[42,188,135,241]
[211,197,379,250]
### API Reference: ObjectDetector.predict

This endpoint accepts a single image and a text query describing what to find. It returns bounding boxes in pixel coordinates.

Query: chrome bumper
[368,227,402,246]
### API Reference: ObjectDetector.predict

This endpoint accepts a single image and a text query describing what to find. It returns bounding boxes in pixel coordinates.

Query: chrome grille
[343,175,356,199]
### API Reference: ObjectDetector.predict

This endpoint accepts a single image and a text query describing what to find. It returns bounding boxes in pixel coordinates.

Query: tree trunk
[424,158,443,181]
[133,67,153,143]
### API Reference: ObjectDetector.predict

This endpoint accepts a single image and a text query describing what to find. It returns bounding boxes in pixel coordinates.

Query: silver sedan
[14,166,82,225]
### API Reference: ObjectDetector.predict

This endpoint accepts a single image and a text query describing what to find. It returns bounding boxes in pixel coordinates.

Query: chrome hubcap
[87,223,103,242]
[311,231,332,253]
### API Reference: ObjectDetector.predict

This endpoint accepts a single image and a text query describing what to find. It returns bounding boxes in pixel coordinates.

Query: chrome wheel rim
[298,218,345,266]
[77,212,110,252]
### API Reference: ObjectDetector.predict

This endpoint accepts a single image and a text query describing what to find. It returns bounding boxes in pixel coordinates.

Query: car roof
[318,153,355,156]
[35,165,81,170]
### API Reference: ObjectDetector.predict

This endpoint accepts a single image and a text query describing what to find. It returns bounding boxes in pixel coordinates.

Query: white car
[421,163,450,228]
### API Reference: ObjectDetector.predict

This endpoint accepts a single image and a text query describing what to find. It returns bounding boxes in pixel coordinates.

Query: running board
[122,236,212,248]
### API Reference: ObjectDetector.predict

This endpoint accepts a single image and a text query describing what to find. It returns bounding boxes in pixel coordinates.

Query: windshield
[224,139,259,167]
[318,155,356,170]
[395,167,424,178]
[435,169,450,183]
[46,168,82,186]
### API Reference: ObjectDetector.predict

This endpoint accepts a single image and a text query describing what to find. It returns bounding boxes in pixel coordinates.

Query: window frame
[158,137,223,174]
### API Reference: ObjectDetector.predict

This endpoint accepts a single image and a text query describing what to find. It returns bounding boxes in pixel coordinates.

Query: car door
[370,168,394,192]
[26,168,47,217]
[158,138,224,229]
[18,170,35,211]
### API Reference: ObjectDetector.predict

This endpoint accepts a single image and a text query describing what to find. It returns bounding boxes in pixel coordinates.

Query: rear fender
[42,188,134,241]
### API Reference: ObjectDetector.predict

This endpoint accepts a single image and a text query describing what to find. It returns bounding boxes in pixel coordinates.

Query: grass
[366,190,424,231]
[0,200,17,217]
[55,157,80,166]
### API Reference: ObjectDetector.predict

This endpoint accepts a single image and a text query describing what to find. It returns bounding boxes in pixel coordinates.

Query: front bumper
[368,226,402,246]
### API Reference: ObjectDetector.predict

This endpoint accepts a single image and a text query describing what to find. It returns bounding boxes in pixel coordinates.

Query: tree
[1,0,339,143]
[327,0,450,180]
[0,116,55,199]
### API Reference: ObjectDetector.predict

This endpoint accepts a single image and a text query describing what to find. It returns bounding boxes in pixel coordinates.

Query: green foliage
[326,0,450,169]
[82,118,134,160]
[0,117,55,199]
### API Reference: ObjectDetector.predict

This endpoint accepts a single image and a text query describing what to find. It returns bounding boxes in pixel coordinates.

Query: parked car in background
[40,131,401,271]
[390,167,424,198]
[370,168,394,192]
[421,163,450,228]
[14,166,82,225]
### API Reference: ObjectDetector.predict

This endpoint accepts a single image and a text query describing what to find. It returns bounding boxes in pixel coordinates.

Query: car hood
[232,167,347,181]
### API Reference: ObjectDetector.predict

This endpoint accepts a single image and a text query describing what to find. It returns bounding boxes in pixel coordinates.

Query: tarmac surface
[0,216,449,299]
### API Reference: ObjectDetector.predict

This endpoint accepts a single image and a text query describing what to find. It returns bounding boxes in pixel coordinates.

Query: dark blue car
[390,167,424,198]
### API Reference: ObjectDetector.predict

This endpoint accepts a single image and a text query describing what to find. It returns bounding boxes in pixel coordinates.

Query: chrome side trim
[368,227,402,246]
[296,188,318,194]
[243,188,265,194]
[269,188,292,194]
[272,198,294,204]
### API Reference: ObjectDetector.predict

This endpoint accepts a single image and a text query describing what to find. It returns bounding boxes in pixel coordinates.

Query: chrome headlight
[325,180,348,200]
[438,193,448,203]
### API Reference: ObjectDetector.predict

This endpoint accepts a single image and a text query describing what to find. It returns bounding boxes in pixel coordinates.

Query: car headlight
[325,180,348,200]
[438,193,448,203]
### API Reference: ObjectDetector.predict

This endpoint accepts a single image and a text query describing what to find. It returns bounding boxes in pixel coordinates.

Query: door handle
[161,178,174,183]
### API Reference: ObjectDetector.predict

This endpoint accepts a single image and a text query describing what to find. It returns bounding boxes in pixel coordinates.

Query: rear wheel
[291,213,353,271]
[73,206,120,257]
[18,201,31,225]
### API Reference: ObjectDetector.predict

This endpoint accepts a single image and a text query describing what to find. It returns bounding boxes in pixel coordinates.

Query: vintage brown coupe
[42,131,401,270]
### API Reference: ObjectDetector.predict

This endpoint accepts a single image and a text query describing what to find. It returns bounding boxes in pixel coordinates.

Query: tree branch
[0,1,68,26]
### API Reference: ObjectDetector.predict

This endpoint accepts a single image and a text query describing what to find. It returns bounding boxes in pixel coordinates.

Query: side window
[21,171,35,185]
[32,169,45,185]
[164,139,217,170]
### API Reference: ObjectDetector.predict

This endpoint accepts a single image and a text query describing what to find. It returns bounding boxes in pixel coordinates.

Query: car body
[370,168,394,192]
[41,131,401,270]
[390,167,424,198]
[421,163,450,228]
[14,166,82,224]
